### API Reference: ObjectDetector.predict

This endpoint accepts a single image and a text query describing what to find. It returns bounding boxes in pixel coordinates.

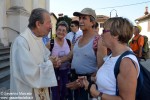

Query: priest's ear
[35,21,42,29]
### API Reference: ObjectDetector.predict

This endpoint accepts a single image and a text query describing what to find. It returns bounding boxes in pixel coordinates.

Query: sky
[50,0,150,25]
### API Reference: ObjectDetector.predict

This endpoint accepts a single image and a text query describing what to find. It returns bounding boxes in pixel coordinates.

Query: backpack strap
[114,51,135,78]
[131,35,141,44]
[114,51,135,95]
[74,35,82,44]
[93,35,101,56]
[66,39,71,50]
[135,35,142,46]
[114,51,144,97]
[50,39,54,52]
[137,35,142,41]
[74,34,100,56]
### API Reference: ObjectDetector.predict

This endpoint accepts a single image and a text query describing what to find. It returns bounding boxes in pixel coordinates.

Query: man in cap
[61,8,107,100]
[129,25,144,59]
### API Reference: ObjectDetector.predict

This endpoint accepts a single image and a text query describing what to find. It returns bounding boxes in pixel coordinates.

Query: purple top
[51,38,71,70]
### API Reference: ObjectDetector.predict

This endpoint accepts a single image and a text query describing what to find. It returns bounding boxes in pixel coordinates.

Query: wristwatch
[99,92,103,97]
[97,92,103,100]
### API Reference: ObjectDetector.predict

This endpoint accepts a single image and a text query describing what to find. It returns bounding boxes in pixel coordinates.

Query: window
[100,23,104,28]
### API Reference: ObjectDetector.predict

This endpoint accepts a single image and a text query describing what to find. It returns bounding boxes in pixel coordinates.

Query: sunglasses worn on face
[70,25,76,27]
[102,30,110,34]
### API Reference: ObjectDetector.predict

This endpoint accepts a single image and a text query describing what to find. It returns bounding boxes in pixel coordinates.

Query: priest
[10,8,59,100]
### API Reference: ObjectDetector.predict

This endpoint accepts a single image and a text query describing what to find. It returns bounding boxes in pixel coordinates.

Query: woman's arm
[117,57,138,100]
[83,57,138,100]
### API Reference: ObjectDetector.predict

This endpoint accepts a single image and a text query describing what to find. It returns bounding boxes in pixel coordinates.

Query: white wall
[7,13,29,43]
[0,0,9,46]
[139,21,150,48]
[0,0,50,46]
[10,0,24,7]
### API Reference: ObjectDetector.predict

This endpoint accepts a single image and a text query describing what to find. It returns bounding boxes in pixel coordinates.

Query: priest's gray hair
[28,8,49,29]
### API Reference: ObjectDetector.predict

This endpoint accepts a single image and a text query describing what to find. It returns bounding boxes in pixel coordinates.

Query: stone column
[45,0,50,11]
[33,0,39,9]
[0,0,9,46]
[6,0,30,43]
[10,0,24,8]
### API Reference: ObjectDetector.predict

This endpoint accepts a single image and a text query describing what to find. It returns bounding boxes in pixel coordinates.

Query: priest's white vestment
[10,28,57,100]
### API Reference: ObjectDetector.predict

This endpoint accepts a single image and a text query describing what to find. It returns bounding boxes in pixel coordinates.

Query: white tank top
[96,54,140,95]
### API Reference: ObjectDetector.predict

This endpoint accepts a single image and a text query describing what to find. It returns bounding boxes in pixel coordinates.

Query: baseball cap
[136,25,142,32]
[73,8,96,20]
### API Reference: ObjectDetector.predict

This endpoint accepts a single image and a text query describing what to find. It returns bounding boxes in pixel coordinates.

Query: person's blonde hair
[103,17,133,43]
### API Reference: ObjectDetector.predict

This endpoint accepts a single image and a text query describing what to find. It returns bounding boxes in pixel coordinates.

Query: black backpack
[50,38,71,52]
[114,50,150,100]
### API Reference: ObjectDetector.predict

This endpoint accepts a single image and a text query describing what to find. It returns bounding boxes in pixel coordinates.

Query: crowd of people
[10,7,145,100]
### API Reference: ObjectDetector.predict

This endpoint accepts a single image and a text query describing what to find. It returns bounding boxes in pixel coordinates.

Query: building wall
[138,21,150,48]
[24,0,46,13]
[50,15,57,36]
[24,0,32,12]
[96,15,109,35]
[0,0,57,46]
[39,0,46,9]
[0,0,9,46]
[6,0,11,10]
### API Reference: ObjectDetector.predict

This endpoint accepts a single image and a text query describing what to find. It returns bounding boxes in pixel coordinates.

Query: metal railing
[2,27,19,34]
